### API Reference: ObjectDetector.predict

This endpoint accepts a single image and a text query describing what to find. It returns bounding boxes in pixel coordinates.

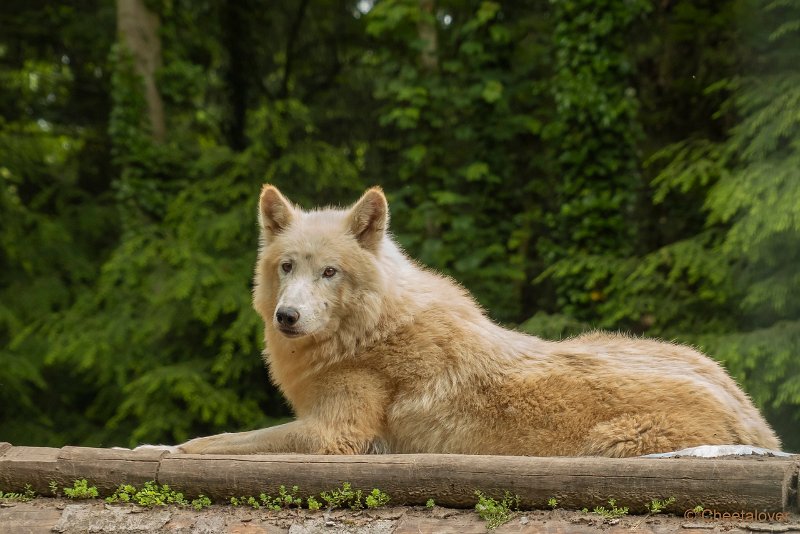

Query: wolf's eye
[322,267,337,278]
[281,262,292,274]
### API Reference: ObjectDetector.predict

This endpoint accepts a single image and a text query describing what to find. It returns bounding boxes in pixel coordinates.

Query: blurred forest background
[1,0,799,451]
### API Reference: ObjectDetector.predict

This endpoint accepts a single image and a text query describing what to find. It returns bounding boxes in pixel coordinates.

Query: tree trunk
[418,0,438,71]
[116,0,166,143]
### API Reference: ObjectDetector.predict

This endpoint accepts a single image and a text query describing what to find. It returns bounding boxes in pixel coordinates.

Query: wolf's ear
[348,187,389,251]
[259,185,295,241]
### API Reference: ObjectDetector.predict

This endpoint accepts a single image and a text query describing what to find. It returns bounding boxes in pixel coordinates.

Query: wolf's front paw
[176,433,234,454]
[132,444,183,454]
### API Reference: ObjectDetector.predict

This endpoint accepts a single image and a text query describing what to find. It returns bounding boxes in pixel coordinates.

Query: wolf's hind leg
[580,413,692,457]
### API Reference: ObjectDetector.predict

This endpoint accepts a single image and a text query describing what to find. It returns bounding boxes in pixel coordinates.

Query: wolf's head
[252,185,389,342]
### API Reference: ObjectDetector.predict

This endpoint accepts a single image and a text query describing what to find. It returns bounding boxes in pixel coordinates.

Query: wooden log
[57,446,167,494]
[0,445,61,495]
[1,445,797,514]
[159,453,800,513]
[0,445,165,495]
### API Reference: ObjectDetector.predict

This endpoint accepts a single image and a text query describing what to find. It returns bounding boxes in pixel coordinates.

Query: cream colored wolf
[176,185,779,457]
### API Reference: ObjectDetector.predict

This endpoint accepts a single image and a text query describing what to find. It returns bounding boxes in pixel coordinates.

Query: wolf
[174,185,780,457]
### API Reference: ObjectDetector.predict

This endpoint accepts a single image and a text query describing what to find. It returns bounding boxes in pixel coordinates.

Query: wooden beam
[0,445,61,494]
[1,443,797,513]
[58,446,168,493]
[0,444,167,495]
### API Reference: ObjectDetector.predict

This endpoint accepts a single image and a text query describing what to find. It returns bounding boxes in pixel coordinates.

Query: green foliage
[104,481,209,509]
[642,0,800,448]
[474,490,519,530]
[547,497,558,509]
[518,312,592,340]
[191,495,212,510]
[257,485,303,511]
[0,1,119,447]
[0,0,798,452]
[276,485,304,508]
[0,484,36,502]
[63,479,99,500]
[537,0,651,321]
[592,498,629,521]
[645,496,676,515]
[425,498,435,509]
[307,496,322,511]
[106,481,186,507]
[105,484,137,504]
[366,0,550,321]
[320,482,364,510]
[230,495,262,509]
[365,488,391,509]
[228,484,384,511]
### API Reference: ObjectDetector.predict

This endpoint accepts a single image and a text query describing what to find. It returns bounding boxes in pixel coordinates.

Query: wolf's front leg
[177,421,301,454]
[177,416,386,454]
[178,368,388,455]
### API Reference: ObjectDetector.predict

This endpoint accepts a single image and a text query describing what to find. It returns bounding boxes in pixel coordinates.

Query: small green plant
[106,484,137,504]
[307,496,322,511]
[645,496,676,515]
[281,485,303,508]
[230,495,261,509]
[425,498,435,509]
[581,507,589,513]
[314,482,392,511]
[693,504,704,513]
[474,490,520,530]
[138,482,187,507]
[0,484,36,502]
[592,498,629,521]
[191,495,212,510]
[271,485,303,509]
[547,497,558,509]
[320,482,363,510]
[49,481,59,497]
[106,481,187,507]
[365,488,390,509]
[257,493,276,511]
[240,485,304,511]
[230,487,306,511]
[63,479,99,500]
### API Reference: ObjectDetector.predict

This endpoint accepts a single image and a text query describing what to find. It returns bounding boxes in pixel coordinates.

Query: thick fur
[178,186,780,457]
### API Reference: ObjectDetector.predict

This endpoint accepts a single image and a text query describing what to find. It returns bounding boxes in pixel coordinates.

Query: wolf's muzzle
[276,306,300,326]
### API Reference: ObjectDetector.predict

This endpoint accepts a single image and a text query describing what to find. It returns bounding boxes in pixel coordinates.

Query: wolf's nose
[276,307,300,326]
